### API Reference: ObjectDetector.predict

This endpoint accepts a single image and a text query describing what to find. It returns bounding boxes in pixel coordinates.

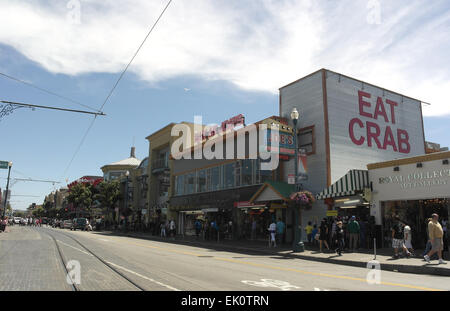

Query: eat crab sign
[348,90,411,154]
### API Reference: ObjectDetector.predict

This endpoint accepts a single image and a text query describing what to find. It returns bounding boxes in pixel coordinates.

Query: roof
[279,68,425,104]
[367,151,450,170]
[108,157,142,166]
[250,181,294,203]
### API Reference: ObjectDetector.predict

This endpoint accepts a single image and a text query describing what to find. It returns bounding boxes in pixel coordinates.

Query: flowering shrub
[290,190,315,209]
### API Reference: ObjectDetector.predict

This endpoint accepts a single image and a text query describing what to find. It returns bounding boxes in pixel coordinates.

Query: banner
[298,149,308,181]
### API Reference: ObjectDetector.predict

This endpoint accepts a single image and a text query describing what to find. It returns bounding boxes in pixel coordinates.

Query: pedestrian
[348,216,360,252]
[276,218,285,245]
[160,221,166,238]
[442,219,448,253]
[319,218,330,252]
[169,219,176,239]
[204,218,210,240]
[403,223,415,256]
[423,218,433,258]
[424,214,446,264]
[391,216,411,259]
[334,221,345,256]
[268,220,277,247]
[359,217,367,249]
[312,224,319,247]
[194,219,202,238]
[305,221,313,245]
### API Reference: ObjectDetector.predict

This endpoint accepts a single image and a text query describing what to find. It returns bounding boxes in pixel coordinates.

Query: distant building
[101,147,141,181]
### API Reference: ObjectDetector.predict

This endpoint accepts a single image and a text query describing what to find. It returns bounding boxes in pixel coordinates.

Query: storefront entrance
[381,198,449,249]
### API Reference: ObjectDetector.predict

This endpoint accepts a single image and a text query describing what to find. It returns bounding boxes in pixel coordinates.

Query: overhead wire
[59,0,173,182]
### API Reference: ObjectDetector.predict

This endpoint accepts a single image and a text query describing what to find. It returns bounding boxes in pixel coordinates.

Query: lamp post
[290,108,304,252]
[124,170,130,233]
[2,162,12,218]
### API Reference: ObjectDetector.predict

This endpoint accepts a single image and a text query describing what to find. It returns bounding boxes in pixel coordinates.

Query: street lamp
[124,170,130,233]
[2,162,12,218]
[290,108,304,252]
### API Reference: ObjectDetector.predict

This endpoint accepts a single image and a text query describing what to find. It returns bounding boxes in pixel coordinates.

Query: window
[299,125,315,155]
[211,166,221,191]
[185,173,195,194]
[235,161,241,187]
[206,168,211,192]
[241,159,253,186]
[257,159,273,184]
[223,163,235,189]
[198,170,207,193]
[175,175,184,196]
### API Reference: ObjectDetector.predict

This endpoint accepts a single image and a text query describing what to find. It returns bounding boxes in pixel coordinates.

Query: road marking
[76,232,445,292]
[242,279,300,291]
[214,257,443,292]
[99,239,109,242]
[106,261,181,291]
[57,240,93,257]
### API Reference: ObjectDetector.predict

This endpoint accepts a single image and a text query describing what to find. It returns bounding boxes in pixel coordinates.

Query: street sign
[0,161,9,169]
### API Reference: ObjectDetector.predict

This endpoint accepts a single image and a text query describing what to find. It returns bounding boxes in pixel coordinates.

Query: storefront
[368,151,450,249]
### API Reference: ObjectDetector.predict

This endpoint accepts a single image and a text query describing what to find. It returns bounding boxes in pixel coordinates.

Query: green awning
[250,181,295,203]
[316,170,369,200]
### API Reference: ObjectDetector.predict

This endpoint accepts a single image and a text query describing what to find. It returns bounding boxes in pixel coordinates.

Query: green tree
[32,206,45,218]
[67,183,93,217]
[94,180,122,220]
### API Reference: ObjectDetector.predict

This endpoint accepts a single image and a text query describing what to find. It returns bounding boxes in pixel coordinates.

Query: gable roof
[250,181,294,203]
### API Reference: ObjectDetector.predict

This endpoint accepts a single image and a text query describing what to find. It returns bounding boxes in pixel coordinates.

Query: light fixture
[290,108,299,121]
[334,198,350,203]
[443,159,449,165]
[416,163,423,168]
[393,166,400,171]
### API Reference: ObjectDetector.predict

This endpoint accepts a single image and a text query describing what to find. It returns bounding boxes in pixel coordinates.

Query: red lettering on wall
[382,126,398,152]
[397,129,411,153]
[385,99,398,124]
[374,97,389,123]
[349,118,365,145]
[366,121,382,149]
[358,90,373,118]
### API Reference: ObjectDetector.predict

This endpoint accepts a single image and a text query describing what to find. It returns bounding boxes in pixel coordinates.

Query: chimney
[130,146,136,158]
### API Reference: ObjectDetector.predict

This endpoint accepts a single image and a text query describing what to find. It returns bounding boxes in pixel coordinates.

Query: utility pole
[2,162,12,218]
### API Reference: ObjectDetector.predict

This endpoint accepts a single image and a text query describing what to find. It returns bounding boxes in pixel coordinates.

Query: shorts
[431,238,443,251]
[404,240,413,249]
[270,232,276,242]
[392,238,405,249]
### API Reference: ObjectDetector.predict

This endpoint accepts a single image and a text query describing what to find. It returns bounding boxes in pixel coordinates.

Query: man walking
[268,220,277,247]
[424,214,446,264]
[347,216,360,252]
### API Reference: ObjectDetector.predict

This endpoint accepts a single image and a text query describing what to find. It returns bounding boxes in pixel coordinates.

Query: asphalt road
[0,226,448,291]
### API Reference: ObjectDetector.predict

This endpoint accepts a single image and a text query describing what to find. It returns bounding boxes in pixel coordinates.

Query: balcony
[152,158,169,173]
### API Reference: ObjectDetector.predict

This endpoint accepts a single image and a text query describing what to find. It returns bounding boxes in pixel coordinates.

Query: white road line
[105,261,181,291]
[57,240,93,257]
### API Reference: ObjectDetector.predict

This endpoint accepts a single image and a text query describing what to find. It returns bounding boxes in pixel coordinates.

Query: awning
[250,181,294,203]
[316,170,369,200]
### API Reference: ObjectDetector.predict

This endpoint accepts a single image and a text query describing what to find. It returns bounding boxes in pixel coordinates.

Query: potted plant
[290,190,316,210]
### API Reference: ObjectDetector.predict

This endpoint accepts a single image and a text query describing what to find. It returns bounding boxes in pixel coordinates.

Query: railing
[152,158,169,171]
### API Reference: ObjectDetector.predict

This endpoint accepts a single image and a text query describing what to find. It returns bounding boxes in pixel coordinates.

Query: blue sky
[1,0,450,210]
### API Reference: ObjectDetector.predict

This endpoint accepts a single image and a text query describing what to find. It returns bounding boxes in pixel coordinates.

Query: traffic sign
[0,161,10,169]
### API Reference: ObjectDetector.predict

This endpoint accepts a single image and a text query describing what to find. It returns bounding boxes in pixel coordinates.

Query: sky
[0,0,450,211]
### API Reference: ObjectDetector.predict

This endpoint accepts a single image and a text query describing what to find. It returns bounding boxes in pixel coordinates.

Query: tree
[94,180,122,221]
[32,206,45,218]
[67,183,93,217]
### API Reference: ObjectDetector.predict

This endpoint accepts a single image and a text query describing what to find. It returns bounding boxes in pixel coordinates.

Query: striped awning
[316,170,369,200]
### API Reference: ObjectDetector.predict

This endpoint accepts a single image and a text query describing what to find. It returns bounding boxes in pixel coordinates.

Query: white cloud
[0,0,449,116]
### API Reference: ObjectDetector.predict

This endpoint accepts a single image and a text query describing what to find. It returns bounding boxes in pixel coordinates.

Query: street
[0,226,448,291]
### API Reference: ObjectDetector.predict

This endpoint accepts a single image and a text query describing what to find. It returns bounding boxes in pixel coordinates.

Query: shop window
[257,159,273,184]
[223,163,235,189]
[175,175,184,196]
[185,173,195,194]
[198,170,207,193]
[235,161,241,187]
[211,166,221,191]
[241,159,253,186]
[206,168,211,192]
[299,125,315,155]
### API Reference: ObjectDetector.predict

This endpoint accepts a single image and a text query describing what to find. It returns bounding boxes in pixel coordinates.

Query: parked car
[62,220,73,229]
[71,218,88,231]
[13,217,21,224]
[52,220,61,228]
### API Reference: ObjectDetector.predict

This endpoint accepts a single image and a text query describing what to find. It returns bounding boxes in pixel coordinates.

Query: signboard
[297,150,308,181]
[288,174,295,185]
[0,161,9,169]
[326,210,338,217]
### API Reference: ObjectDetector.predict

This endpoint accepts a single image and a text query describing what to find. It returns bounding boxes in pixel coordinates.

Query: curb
[113,231,450,277]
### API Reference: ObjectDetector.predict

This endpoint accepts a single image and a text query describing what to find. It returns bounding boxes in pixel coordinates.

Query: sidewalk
[100,230,450,277]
